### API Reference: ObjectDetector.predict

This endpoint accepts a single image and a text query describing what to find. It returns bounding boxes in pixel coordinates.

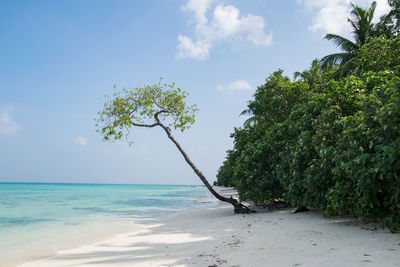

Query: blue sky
[0,0,390,184]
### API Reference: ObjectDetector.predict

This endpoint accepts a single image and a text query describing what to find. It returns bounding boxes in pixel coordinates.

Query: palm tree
[294,59,328,88]
[240,108,260,127]
[321,1,377,78]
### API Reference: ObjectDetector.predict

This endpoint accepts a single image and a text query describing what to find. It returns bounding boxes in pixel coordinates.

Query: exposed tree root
[229,197,255,214]
[293,206,310,213]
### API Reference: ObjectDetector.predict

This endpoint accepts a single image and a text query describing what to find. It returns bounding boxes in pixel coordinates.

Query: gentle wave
[0,183,215,266]
[0,216,54,227]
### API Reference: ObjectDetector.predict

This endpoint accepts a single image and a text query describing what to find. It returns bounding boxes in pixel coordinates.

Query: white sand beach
[18,189,400,267]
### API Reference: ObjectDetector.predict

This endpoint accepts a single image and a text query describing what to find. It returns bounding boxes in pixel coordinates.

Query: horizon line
[0,181,205,186]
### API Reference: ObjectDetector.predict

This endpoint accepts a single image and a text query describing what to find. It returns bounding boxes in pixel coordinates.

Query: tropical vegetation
[216,1,400,231]
[320,1,377,78]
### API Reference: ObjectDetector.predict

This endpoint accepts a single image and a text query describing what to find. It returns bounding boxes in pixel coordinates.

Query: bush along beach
[217,1,400,232]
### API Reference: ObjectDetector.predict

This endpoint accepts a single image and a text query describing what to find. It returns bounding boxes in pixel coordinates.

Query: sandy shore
[19,193,400,267]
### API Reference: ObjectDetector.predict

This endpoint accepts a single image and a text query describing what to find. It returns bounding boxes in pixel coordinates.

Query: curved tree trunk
[158,123,254,214]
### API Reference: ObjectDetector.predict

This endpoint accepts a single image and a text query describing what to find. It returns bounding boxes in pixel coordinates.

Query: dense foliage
[217,2,400,231]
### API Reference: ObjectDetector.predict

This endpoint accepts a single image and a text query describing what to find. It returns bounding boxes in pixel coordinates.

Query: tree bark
[156,121,254,214]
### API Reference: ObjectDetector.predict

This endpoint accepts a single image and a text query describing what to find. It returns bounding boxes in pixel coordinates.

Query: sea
[0,183,216,266]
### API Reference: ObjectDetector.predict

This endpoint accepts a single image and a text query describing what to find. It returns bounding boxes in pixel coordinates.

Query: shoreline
[1,184,217,267]
[18,197,400,267]
[3,217,141,267]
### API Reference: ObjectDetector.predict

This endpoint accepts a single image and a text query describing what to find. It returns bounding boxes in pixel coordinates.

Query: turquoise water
[0,183,214,266]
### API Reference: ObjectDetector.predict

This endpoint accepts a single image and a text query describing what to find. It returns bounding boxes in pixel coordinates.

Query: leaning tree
[96,79,253,213]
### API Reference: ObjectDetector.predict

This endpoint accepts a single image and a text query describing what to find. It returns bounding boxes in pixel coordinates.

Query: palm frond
[240,108,253,117]
[293,71,303,80]
[322,1,377,78]
[349,1,376,44]
[243,116,259,127]
[324,34,357,52]
[328,55,356,80]
[348,18,358,32]
[367,1,377,23]
[320,52,351,69]
[338,57,357,77]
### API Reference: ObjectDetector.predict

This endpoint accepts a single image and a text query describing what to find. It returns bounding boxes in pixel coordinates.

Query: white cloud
[217,80,252,92]
[0,107,20,135]
[177,35,211,60]
[177,0,272,60]
[72,136,88,146]
[182,0,213,25]
[298,0,391,36]
[373,0,391,21]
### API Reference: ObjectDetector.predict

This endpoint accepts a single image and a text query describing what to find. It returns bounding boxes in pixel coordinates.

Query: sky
[0,0,391,185]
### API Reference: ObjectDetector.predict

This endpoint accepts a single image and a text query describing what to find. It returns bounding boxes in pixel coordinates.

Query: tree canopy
[217,2,400,231]
[96,80,198,143]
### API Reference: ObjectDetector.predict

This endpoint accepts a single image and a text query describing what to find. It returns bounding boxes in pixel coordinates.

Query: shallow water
[0,183,214,266]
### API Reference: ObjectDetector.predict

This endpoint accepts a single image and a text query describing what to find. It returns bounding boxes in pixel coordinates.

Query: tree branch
[154,110,169,123]
[132,122,159,128]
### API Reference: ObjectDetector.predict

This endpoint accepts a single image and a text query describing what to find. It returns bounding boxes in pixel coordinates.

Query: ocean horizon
[0,182,215,266]
[0,181,205,185]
